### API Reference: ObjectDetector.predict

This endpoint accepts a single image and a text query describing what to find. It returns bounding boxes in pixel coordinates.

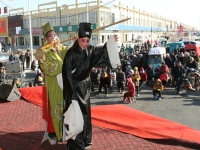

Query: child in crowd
[132,67,141,97]
[12,78,21,88]
[37,76,44,86]
[99,71,110,96]
[29,81,34,87]
[153,79,164,100]
[139,67,147,91]
[123,76,136,104]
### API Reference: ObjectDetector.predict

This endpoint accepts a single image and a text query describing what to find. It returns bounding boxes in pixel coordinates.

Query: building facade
[0,0,196,48]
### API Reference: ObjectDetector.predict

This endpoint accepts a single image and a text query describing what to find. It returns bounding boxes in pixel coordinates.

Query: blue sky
[0,0,200,29]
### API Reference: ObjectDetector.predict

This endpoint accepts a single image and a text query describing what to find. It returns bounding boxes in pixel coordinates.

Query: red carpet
[19,86,44,106]
[19,87,200,144]
[91,104,200,144]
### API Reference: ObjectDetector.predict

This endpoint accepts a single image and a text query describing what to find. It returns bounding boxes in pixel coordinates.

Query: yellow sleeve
[137,75,141,81]
[58,44,68,61]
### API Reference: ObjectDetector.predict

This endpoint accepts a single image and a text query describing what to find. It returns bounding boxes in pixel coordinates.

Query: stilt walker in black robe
[62,22,119,150]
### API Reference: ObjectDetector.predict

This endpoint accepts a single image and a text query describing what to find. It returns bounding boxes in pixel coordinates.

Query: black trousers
[99,84,108,94]
[26,60,30,68]
[117,81,124,91]
[139,80,146,91]
[67,78,92,150]
[136,86,139,94]
[162,80,168,87]
[153,90,161,97]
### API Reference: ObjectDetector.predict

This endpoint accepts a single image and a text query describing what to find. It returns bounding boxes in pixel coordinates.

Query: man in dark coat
[19,52,26,70]
[25,49,31,68]
[62,22,119,150]
[173,45,179,55]
[164,54,172,69]
[9,52,15,61]
[172,61,185,93]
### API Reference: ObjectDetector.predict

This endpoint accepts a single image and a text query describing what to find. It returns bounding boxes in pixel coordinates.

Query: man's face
[78,37,90,50]
[177,62,181,67]
[46,31,56,43]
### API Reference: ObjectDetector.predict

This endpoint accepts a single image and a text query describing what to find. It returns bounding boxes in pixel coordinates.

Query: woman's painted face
[46,31,56,43]
[78,37,90,50]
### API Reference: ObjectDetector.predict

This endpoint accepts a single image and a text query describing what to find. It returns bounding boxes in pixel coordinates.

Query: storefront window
[33,36,39,46]
[18,37,24,45]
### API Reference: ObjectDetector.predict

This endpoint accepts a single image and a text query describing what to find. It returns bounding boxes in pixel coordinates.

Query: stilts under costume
[62,23,111,150]
[40,22,68,142]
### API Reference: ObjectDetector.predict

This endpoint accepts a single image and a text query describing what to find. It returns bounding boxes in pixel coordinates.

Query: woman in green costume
[39,22,70,144]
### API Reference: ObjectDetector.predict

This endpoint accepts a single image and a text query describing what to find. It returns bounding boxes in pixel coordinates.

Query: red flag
[4,7,7,14]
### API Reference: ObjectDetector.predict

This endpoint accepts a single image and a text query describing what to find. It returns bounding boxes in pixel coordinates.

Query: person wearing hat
[62,22,119,150]
[153,79,164,100]
[39,22,73,144]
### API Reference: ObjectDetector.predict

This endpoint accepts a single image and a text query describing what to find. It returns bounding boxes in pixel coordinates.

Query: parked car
[0,53,10,67]
[182,40,199,45]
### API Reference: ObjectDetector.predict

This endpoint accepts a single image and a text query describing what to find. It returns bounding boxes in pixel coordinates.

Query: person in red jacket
[123,76,136,104]
[159,71,168,89]
[139,67,147,91]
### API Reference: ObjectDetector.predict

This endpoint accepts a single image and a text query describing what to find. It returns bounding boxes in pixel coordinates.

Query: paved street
[90,85,200,131]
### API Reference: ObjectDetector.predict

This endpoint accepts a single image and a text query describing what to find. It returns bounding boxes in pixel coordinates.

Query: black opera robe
[62,40,111,149]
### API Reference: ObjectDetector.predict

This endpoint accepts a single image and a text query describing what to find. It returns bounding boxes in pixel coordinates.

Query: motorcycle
[180,77,195,91]
[186,68,196,87]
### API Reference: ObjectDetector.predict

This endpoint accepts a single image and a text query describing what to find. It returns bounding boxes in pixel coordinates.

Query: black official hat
[78,22,92,39]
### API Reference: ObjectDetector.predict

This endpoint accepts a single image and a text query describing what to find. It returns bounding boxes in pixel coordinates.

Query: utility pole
[28,0,33,64]
[151,26,152,47]
[87,0,89,22]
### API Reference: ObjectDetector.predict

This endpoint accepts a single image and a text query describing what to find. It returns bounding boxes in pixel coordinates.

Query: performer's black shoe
[85,144,92,150]
[48,132,57,145]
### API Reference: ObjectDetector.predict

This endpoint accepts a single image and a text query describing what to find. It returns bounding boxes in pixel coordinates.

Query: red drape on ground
[19,86,43,106]
[91,104,200,144]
